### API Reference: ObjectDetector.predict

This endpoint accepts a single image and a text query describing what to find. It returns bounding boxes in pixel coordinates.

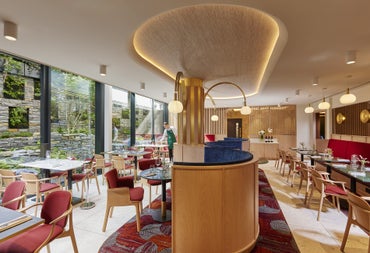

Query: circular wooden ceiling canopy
[134,4,287,99]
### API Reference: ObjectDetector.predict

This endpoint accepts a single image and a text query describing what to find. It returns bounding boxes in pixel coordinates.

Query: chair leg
[94,176,101,195]
[102,206,111,232]
[340,215,352,252]
[109,207,114,218]
[317,194,325,221]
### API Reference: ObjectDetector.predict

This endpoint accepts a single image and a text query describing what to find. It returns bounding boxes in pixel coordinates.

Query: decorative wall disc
[360,109,369,123]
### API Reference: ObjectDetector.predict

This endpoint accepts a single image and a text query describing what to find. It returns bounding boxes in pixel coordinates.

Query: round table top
[140,167,171,181]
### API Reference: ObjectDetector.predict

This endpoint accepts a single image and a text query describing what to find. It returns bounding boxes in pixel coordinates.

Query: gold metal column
[177,77,204,145]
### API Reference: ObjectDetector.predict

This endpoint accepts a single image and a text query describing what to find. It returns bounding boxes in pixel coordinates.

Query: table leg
[67,170,73,190]
[301,154,304,161]
[134,156,138,182]
[161,181,167,218]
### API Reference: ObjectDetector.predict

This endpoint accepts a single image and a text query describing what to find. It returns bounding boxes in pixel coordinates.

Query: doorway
[227,118,242,138]
[315,112,326,139]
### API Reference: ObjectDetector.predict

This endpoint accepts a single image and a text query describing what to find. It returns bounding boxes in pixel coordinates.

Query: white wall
[296,104,315,149]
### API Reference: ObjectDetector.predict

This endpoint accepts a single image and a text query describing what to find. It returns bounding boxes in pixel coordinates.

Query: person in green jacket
[161,122,176,161]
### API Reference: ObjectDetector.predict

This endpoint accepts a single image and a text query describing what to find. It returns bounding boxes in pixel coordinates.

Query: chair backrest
[104,169,119,189]
[139,158,158,170]
[0,169,18,189]
[21,172,40,195]
[112,156,125,170]
[310,169,325,192]
[143,148,153,158]
[2,181,26,210]
[41,190,71,228]
[347,191,370,232]
[94,154,106,168]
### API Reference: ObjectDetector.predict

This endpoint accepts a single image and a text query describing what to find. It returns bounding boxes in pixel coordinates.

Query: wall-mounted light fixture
[4,21,17,41]
[339,88,356,104]
[336,113,346,124]
[99,65,107,76]
[304,104,314,113]
[140,82,145,90]
[204,81,251,115]
[318,97,330,110]
[345,50,356,65]
[168,72,184,113]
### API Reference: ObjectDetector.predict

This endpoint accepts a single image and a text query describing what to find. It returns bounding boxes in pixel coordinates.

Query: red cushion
[325,184,347,195]
[0,224,63,252]
[139,159,160,170]
[2,181,25,210]
[41,190,71,227]
[147,179,161,185]
[40,183,60,193]
[328,139,349,159]
[72,174,86,181]
[105,169,118,188]
[129,187,144,201]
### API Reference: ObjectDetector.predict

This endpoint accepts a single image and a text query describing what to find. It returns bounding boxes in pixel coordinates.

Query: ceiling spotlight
[340,88,356,104]
[140,82,145,90]
[4,21,17,41]
[345,50,356,65]
[312,76,319,86]
[318,97,330,110]
[99,65,107,76]
[163,92,167,98]
[295,89,300,96]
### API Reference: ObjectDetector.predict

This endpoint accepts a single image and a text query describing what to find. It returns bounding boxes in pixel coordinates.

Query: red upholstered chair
[0,181,26,210]
[341,191,370,252]
[112,155,134,176]
[21,172,61,215]
[308,169,347,221]
[102,169,144,232]
[138,158,164,208]
[0,190,78,253]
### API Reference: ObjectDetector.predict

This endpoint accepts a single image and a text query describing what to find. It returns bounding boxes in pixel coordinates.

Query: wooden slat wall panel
[333,101,370,136]
[247,105,296,137]
[204,108,227,135]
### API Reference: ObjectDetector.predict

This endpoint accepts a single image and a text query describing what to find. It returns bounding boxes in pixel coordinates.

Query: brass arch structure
[204,81,247,107]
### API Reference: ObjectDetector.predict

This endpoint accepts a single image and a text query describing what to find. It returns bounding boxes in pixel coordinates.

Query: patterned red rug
[99,169,300,253]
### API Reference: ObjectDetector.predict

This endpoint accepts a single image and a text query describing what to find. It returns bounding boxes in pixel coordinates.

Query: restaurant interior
[1,1,370,253]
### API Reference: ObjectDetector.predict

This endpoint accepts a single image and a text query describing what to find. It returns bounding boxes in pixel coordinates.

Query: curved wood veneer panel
[172,158,259,253]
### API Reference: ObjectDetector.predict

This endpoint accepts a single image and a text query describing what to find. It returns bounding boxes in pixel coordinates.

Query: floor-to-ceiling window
[153,100,165,142]
[112,87,131,150]
[135,94,152,145]
[50,68,95,159]
[0,53,41,166]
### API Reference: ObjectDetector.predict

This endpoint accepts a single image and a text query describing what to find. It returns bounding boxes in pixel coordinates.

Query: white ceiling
[1,0,370,109]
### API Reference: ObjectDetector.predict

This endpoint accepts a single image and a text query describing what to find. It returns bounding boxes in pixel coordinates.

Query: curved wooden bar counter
[172,158,259,253]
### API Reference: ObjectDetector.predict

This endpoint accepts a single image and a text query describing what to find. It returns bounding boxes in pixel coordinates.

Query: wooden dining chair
[307,169,347,221]
[340,191,370,252]
[21,172,61,215]
[112,155,133,176]
[0,168,21,194]
[286,157,301,187]
[93,154,112,185]
[279,151,292,176]
[0,181,26,210]
[0,190,78,253]
[102,169,144,232]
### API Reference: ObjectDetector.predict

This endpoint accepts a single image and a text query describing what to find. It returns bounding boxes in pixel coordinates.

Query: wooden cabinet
[249,139,279,159]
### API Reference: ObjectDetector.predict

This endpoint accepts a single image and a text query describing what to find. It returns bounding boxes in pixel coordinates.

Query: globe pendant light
[318,97,330,110]
[340,88,356,104]
[304,104,314,113]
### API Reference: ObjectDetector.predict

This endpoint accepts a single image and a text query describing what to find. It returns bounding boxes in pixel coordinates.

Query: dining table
[0,206,44,242]
[19,158,87,204]
[140,167,172,221]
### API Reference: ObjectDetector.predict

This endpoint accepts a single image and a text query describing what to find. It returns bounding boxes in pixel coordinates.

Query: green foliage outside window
[9,107,29,129]
[3,75,25,100]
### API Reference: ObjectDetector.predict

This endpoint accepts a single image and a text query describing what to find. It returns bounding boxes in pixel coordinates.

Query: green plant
[9,107,29,129]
